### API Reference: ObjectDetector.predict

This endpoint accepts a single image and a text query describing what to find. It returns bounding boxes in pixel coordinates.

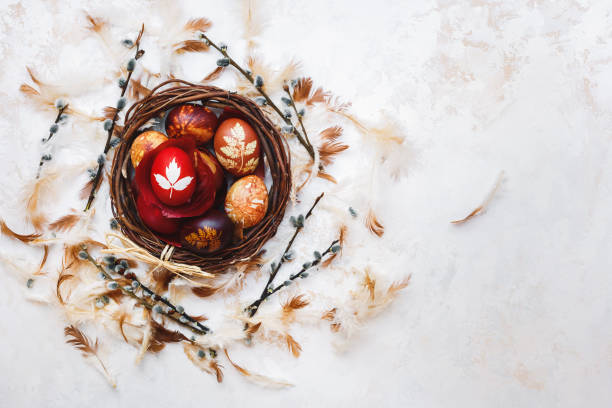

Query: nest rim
[109,79,291,274]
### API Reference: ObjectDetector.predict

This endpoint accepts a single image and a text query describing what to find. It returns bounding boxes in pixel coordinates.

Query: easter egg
[214,118,260,177]
[130,130,168,168]
[150,146,196,206]
[136,195,180,235]
[165,104,218,145]
[194,148,224,192]
[180,210,233,254]
[225,175,268,228]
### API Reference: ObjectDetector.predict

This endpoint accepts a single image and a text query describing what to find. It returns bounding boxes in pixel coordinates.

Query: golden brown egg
[165,104,218,145]
[224,175,268,228]
[214,118,260,177]
[130,130,168,168]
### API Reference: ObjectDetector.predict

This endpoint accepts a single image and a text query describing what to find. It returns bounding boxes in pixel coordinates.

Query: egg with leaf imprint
[225,175,268,228]
[165,104,218,145]
[130,130,168,168]
[180,210,233,254]
[150,146,196,206]
[214,118,260,177]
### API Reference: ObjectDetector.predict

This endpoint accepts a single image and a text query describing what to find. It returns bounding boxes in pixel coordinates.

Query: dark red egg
[194,148,224,192]
[165,104,218,145]
[150,146,196,206]
[180,210,233,254]
[214,118,260,177]
[136,195,180,234]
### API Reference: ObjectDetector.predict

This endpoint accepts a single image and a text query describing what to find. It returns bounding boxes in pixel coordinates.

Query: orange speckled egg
[214,118,260,177]
[165,104,218,145]
[224,175,268,228]
[130,130,168,168]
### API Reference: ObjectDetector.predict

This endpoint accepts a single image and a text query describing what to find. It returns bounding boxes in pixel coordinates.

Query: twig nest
[225,175,268,228]
[214,118,260,177]
[130,130,168,168]
[166,104,218,145]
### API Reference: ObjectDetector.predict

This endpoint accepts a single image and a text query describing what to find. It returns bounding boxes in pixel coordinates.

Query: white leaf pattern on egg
[154,157,193,199]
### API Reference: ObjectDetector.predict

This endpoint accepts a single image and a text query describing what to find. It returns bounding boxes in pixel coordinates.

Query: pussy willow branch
[283,84,314,153]
[36,103,68,179]
[198,32,316,160]
[80,247,209,335]
[246,239,340,315]
[84,25,145,211]
[248,193,324,318]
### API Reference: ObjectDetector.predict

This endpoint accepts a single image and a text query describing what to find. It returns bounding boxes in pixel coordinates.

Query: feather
[224,349,293,388]
[363,268,376,301]
[173,40,210,54]
[129,77,151,100]
[241,0,265,52]
[64,325,116,388]
[452,171,505,225]
[281,294,309,323]
[365,208,384,237]
[183,344,223,383]
[102,106,118,120]
[25,169,60,230]
[151,267,175,293]
[317,169,336,184]
[285,333,302,358]
[191,285,219,298]
[318,126,348,167]
[183,17,212,33]
[321,224,346,267]
[48,212,81,232]
[246,322,261,335]
[85,15,105,33]
[0,220,41,243]
[150,319,187,346]
[135,311,152,364]
[56,270,75,305]
[36,245,49,275]
[201,66,224,83]
[292,77,331,106]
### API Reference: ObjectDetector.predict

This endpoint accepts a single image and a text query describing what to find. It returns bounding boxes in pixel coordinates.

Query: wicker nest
[110,80,291,274]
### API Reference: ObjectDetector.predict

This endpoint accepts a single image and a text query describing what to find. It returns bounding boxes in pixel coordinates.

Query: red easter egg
[136,194,180,234]
[150,146,196,206]
[214,118,260,177]
[165,104,218,145]
[179,210,233,254]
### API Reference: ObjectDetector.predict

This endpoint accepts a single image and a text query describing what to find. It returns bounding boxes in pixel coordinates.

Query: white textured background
[1,0,612,407]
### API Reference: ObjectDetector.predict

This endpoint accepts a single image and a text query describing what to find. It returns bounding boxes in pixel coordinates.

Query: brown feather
[85,15,105,33]
[102,106,118,120]
[292,77,313,103]
[118,313,129,343]
[201,66,224,83]
[183,344,224,383]
[48,213,81,232]
[56,270,74,305]
[285,333,302,358]
[151,267,174,292]
[451,171,504,225]
[64,325,97,357]
[281,294,310,324]
[19,83,39,96]
[363,268,376,301]
[387,275,411,296]
[318,140,348,167]
[317,169,336,184]
[246,322,261,335]
[150,319,188,344]
[191,285,219,298]
[0,220,41,243]
[184,17,212,33]
[129,78,151,100]
[173,40,209,54]
[365,209,384,237]
[321,225,345,267]
[36,245,49,275]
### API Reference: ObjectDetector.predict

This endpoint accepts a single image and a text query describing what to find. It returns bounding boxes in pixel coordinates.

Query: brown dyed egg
[194,148,224,192]
[165,104,218,145]
[130,130,168,168]
[180,210,233,254]
[225,175,268,228]
[214,118,260,177]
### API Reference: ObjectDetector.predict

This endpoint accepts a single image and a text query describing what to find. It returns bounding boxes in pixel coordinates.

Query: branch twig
[198,32,316,160]
[248,193,324,317]
[36,103,69,179]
